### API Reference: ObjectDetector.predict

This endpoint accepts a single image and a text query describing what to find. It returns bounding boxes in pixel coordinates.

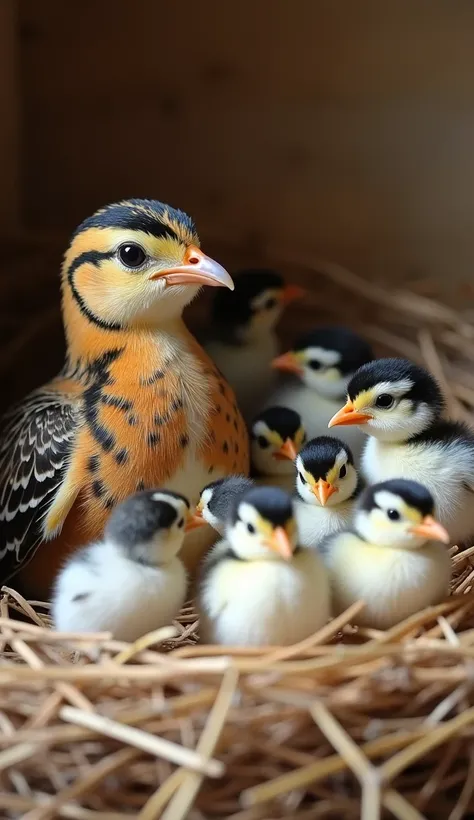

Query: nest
[2,237,474,818]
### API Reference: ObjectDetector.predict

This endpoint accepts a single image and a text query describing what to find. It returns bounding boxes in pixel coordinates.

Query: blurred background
[1,0,474,406]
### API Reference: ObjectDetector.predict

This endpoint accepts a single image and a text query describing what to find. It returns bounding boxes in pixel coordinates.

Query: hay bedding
[2,242,474,818]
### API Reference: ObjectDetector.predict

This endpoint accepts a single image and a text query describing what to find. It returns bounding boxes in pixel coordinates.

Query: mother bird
[0,199,249,598]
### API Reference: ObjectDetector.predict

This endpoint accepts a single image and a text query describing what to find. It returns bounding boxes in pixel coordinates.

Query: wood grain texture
[18,0,474,281]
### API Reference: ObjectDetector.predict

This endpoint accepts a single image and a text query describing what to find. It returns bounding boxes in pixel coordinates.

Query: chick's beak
[266,526,293,560]
[313,479,338,506]
[273,438,298,461]
[271,351,303,376]
[410,515,450,544]
[150,246,234,290]
[281,284,306,305]
[328,401,373,428]
[185,505,207,532]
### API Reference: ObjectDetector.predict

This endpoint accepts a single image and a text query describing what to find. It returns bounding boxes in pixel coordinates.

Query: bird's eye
[339,465,347,479]
[264,297,277,310]
[257,435,269,449]
[375,393,395,409]
[118,243,147,269]
[247,522,255,533]
[298,471,307,484]
[387,509,400,521]
[177,518,184,528]
[308,360,322,371]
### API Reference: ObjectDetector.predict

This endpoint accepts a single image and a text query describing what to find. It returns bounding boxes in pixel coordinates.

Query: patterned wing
[0,389,79,583]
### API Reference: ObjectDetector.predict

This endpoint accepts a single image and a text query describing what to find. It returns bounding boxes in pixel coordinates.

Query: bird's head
[272,327,373,399]
[250,406,305,477]
[211,268,304,344]
[328,358,444,442]
[104,489,196,565]
[191,475,255,535]
[226,486,298,561]
[353,479,449,550]
[62,199,233,337]
[295,436,358,507]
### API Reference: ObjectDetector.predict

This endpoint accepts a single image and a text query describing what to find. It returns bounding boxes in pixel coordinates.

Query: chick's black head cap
[232,486,294,527]
[252,406,302,440]
[293,327,373,374]
[299,436,354,479]
[347,358,444,415]
[105,490,183,548]
[359,479,435,518]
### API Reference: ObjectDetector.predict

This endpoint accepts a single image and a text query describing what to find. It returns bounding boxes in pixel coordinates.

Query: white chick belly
[201,551,330,646]
[295,501,353,548]
[54,555,187,641]
[205,337,278,423]
[362,438,474,543]
[264,384,365,459]
[329,541,450,629]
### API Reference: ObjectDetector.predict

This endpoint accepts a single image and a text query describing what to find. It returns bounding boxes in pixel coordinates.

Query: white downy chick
[250,406,305,492]
[192,475,255,536]
[295,436,362,547]
[268,326,373,460]
[197,485,331,646]
[52,490,191,641]
[328,357,474,544]
[204,268,304,421]
[323,479,451,629]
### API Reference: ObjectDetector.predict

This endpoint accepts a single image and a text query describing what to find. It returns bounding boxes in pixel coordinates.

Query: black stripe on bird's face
[66,250,121,331]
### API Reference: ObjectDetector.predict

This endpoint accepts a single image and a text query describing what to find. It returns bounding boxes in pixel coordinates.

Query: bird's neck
[64,305,191,378]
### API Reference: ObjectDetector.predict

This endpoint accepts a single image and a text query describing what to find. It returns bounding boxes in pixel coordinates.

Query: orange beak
[273,437,298,461]
[271,351,304,376]
[281,284,306,305]
[409,515,450,544]
[149,245,234,290]
[313,479,338,506]
[265,526,293,561]
[328,401,373,428]
[185,507,207,532]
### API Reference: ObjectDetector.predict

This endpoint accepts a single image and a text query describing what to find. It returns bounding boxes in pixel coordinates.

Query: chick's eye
[387,509,400,521]
[247,522,255,533]
[257,435,269,449]
[118,243,147,269]
[339,465,347,479]
[375,393,394,409]
[298,471,307,484]
[177,518,184,528]
[308,360,322,371]
[264,297,277,310]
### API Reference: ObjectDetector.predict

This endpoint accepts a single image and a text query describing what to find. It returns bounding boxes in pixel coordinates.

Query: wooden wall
[0,1,19,234]
[15,0,474,281]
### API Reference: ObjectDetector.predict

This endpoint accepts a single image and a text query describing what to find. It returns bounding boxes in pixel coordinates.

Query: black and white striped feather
[0,389,78,582]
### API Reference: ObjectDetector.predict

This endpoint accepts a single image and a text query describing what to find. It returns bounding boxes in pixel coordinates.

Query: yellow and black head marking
[354,479,449,548]
[61,198,233,339]
[228,485,298,561]
[296,436,359,506]
[328,358,444,440]
[272,327,373,399]
[251,406,305,464]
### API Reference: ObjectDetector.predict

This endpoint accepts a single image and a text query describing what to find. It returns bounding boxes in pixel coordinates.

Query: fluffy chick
[250,406,305,491]
[192,476,255,536]
[323,479,451,629]
[328,357,474,544]
[198,486,331,646]
[268,326,373,458]
[204,269,304,420]
[52,490,190,641]
[295,437,362,546]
